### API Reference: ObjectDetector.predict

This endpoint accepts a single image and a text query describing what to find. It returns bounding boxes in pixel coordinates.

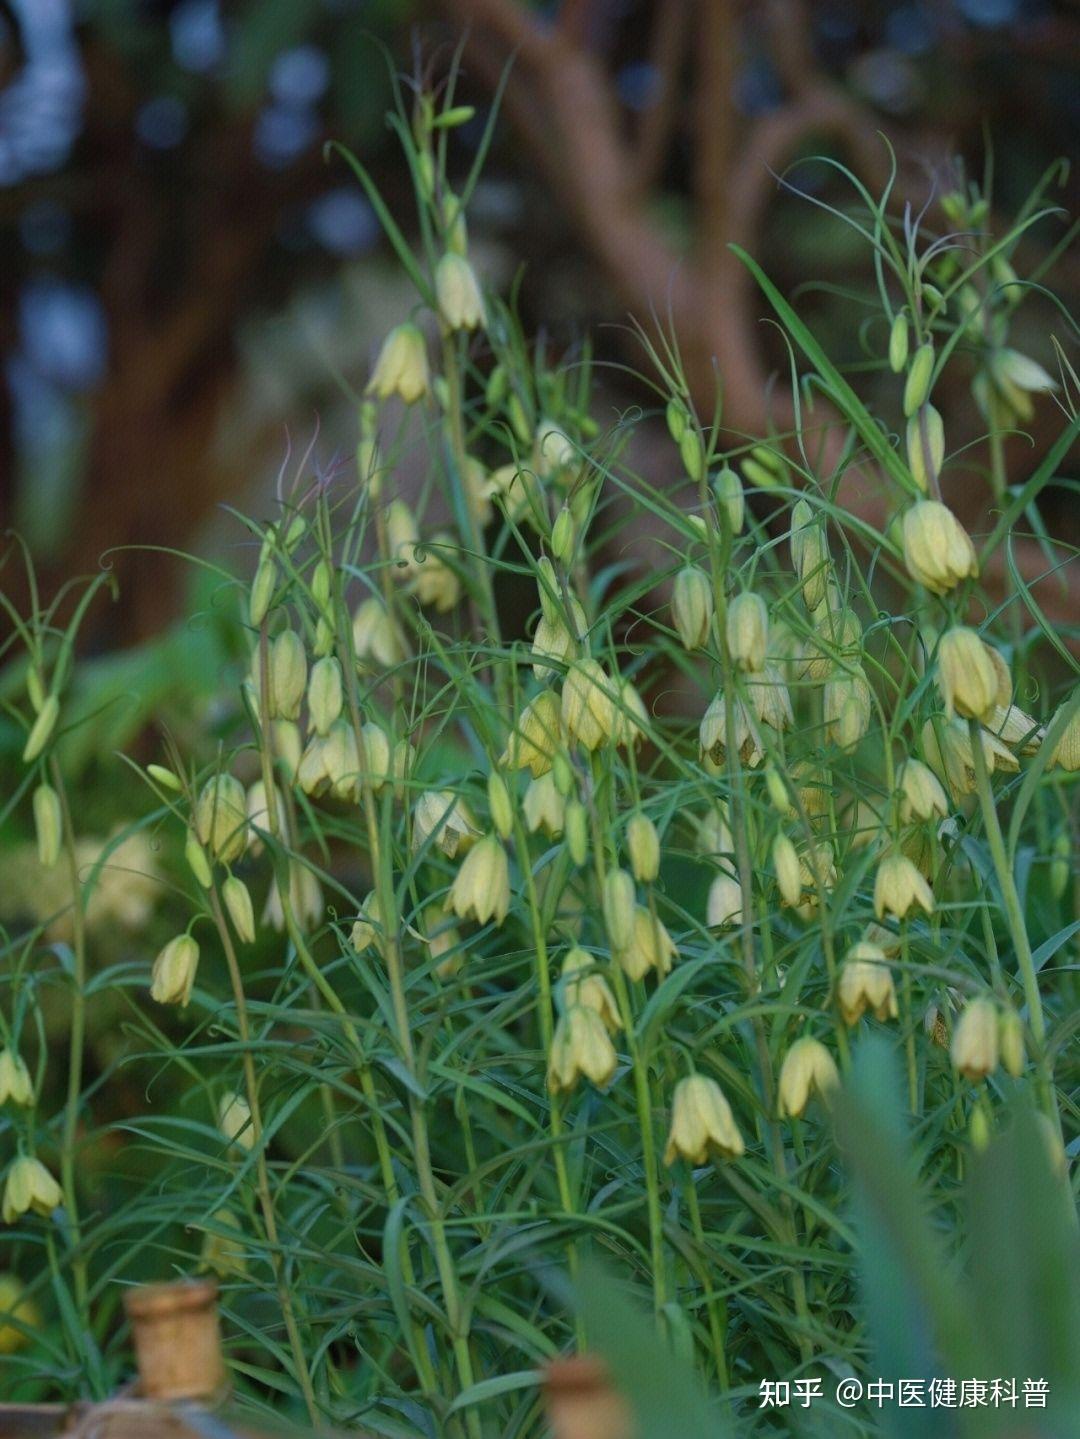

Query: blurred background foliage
[1,0,1078,642]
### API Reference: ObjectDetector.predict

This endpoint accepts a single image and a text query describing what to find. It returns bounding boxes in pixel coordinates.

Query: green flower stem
[968,720,1058,1126]
[50,759,89,1332]
[586,763,668,1318]
[209,885,318,1424]
[509,806,585,1349]
[682,1173,729,1390]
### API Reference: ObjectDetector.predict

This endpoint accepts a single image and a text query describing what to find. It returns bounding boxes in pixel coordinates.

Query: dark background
[1,0,1077,641]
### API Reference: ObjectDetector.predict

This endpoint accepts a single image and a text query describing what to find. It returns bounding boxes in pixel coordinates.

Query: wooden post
[123,1279,225,1402]
[543,1355,635,1439]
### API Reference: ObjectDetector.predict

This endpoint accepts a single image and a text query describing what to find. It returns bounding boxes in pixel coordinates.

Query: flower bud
[726,591,769,673]
[366,323,430,403]
[679,426,705,481]
[901,502,977,594]
[270,629,307,721]
[990,348,1057,397]
[308,657,343,737]
[778,1037,839,1118]
[562,948,621,1034]
[951,997,998,1081]
[898,757,949,822]
[671,566,714,651]
[626,812,660,884]
[551,505,575,564]
[937,628,1002,723]
[531,609,582,682]
[873,851,934,921]
[501,691,563,777]
[0,1049,33,1108]
[707,871,744,928]
[249,554,277,627]
[561,659,618,751]
[32,784,62,869]
[222,877,256,945]
[487,770,514,840]
[998,1008,1025,1078]
[195,774,248,864]
[888,312,909,373]
[22,694,59,764]
[714,464,745,534]
[602,868,636,952]
[435,252,486,330]
[185,831,213,889]
[2,1155,62,1224]
[906,405,945,494]
[902,342,934,417]
[150,935,200,1006]
[617,906,677,981]
[773,832,802,909]
[447,833,510,925]
[664,1074,744,1165]
[790,500,830,612]
[148,763,182,791]
[547,1006,618,1094]
[218,1092,254,1151]
[665,399,687,443]
[565,799,588,866]
[837,942,897,1024]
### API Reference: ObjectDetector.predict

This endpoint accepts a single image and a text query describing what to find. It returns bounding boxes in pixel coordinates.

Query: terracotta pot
[122,1278,225,1402]
[543,1355,634,1439]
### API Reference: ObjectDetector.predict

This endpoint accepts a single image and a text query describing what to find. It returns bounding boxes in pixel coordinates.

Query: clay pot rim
[123,1278,219,1319]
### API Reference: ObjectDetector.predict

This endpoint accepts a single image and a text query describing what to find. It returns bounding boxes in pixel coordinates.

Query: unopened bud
[551,506,575,564]
[185,832,213,889]
[773,832,802,909]
[888,312,909,373]
[32,784,62,868]
[487,770,514,840]
[270,629,307,721]
[22,694,59,763]
[150,935,199,1006]
[148,763,182,791]
[565,799,588,866]
[726,592,769,673]
[249,554,277,627]
[308,657,343,737]
[679,426,705,481]
[903,342,935,417]
[626,811,660,883]
[906,405,945,494]
[672,566,713,651]
[714,464,745,535]
[222,876,256,945]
